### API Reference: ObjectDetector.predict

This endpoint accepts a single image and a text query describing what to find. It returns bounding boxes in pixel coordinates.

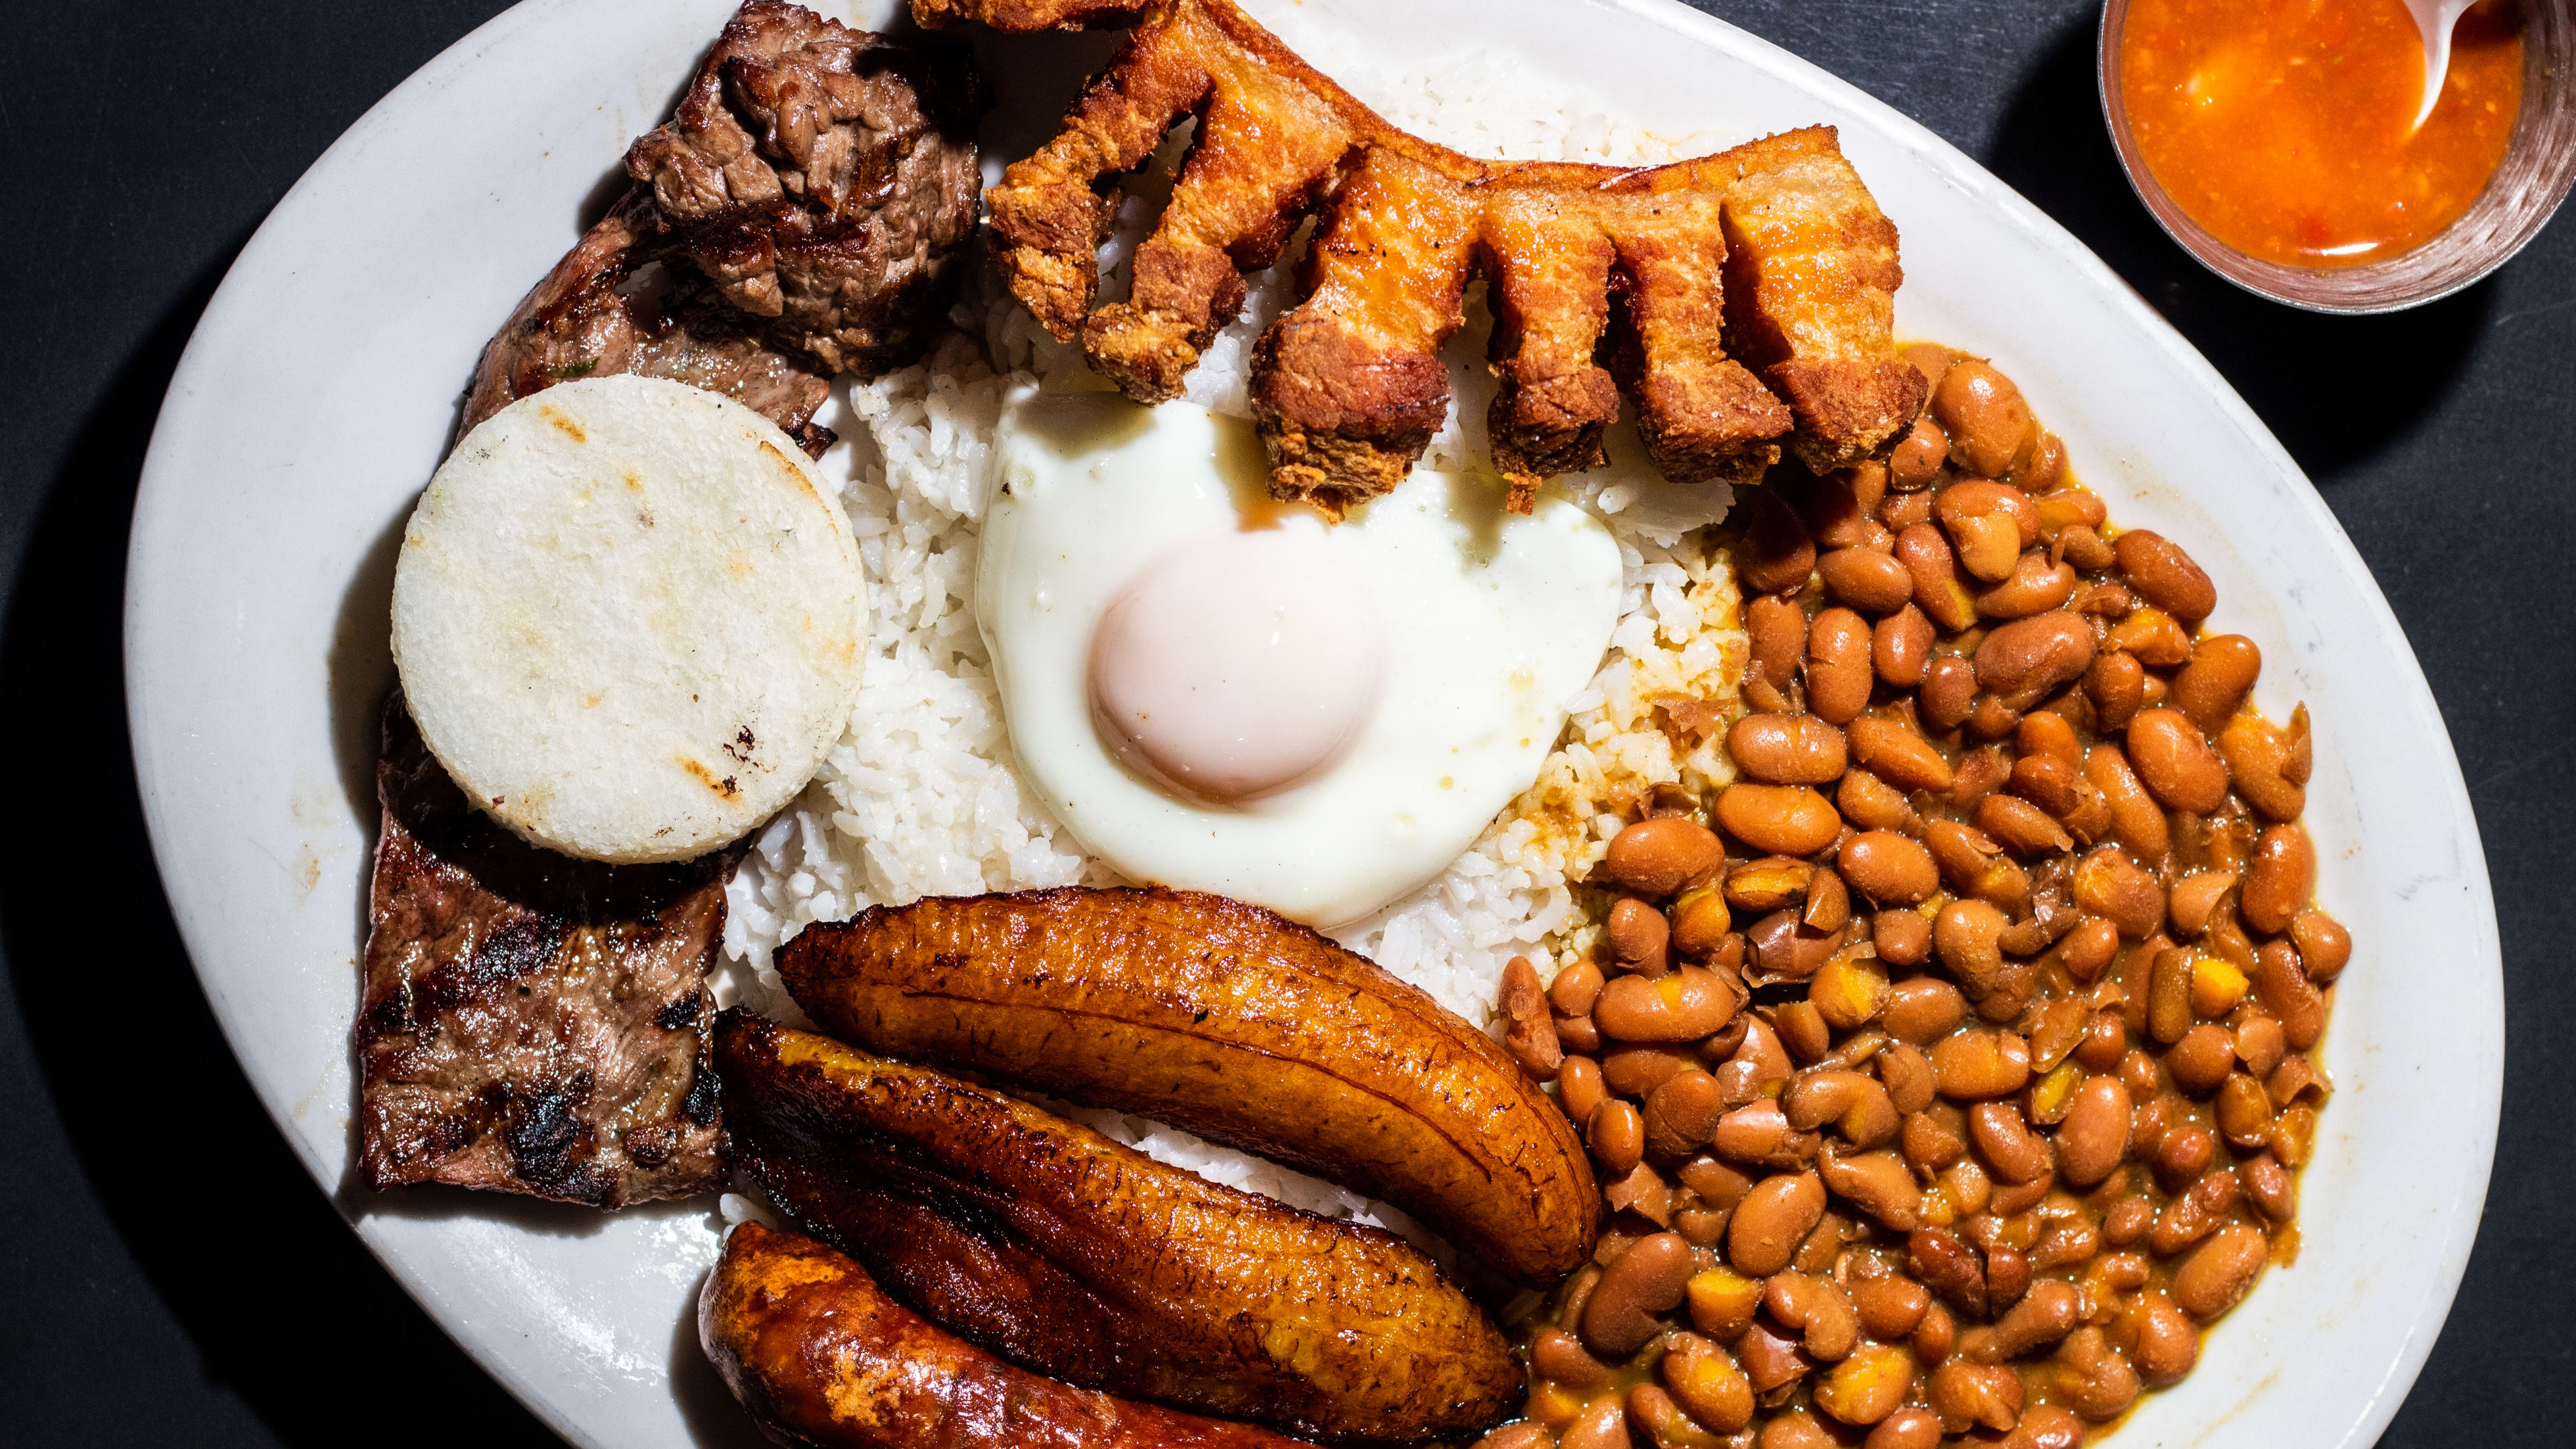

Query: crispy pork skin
[964,0,1912,508]
[717,1012,1520,1445]
[703,1222,1315,1449]
[776,885,1597,1283]
[355,698,725,1207]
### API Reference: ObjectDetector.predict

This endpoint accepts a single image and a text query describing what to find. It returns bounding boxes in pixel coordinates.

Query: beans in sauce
[1486,345,2343,1449]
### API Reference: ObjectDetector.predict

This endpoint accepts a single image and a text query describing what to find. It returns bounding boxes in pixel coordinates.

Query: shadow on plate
[1982,15,2497,483]
[0,239,557,1449]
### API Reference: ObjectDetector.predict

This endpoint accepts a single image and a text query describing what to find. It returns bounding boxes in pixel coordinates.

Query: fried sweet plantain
[940,0,1917,512]
[775,886,1597,1283]
[703,1220,1316,1449]
[716,1011,1519,1444]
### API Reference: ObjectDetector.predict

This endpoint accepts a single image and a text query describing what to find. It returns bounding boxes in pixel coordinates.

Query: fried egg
[975,390,1621,927]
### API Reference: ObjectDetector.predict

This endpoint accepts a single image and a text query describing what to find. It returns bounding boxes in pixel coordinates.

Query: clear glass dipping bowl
[2098,0,2576,312]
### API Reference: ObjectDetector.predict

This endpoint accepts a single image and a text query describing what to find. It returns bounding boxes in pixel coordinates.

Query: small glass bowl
[2098,0,2576,313]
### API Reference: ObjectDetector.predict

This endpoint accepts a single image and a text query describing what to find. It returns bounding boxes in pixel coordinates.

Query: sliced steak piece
[356,696,728,1208]
[460,189,838,456]
[625,0,985,376]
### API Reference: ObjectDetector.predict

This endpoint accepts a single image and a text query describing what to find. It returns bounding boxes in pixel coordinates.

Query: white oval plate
[126,1,2500,1446]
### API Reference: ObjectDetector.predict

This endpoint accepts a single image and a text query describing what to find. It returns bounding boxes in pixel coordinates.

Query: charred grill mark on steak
[356,697,731,1208]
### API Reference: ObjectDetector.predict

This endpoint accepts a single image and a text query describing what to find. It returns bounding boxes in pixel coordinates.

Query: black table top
[1,2,2565,1446]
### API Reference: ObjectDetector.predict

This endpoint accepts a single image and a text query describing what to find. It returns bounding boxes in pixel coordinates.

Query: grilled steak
[460,189,839,455]
[356,697,728,1207]
[462,0,985,449]
[625,0,985,377]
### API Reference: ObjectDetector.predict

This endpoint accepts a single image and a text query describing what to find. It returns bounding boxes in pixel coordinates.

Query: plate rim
[122,1,2504,1446]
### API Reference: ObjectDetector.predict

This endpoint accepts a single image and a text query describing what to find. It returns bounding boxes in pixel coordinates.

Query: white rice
[714,46,1750,1233]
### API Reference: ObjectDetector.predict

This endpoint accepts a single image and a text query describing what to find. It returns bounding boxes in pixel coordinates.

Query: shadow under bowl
[2096,0,2576,313]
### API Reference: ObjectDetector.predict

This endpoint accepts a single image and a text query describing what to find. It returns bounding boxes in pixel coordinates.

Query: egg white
[975,390,1623,928]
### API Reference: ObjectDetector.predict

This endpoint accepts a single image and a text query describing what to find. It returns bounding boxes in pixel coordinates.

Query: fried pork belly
[945,0,1915,512]
[625,0,987,378]
[356,698,727,1208]
[1697,128,1925,471]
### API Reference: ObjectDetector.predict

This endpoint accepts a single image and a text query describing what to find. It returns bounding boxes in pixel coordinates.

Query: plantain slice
[702,1220,1316,1449]
[776,886,1597,1284]
[716,1010,1520,1446]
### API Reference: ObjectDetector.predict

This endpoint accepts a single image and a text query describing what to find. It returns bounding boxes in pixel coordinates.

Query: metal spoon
[2403,0,2479,131]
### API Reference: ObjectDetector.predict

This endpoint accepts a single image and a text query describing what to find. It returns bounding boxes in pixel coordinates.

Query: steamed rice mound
[714,45,1751,1230]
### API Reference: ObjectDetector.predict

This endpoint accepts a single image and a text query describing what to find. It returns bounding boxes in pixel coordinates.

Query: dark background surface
[1,0,2565,1444]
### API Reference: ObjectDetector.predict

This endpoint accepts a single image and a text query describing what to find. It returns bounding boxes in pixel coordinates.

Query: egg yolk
[1088,527,1387,804]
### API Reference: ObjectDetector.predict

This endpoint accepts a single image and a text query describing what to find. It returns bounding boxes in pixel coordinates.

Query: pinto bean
[1890,415,1949,490]
[1609,897,1674,977]
[1584,1230,1698,1355]
[1921,655,1980,729]
[1807,608,1876,724]
[1645,1069,1729,1159]
[1749,593,1807,696]
[2112,529,2216,621]
[2124,709,2229,813]
[1839,830,1939,905]
[1531,1325,1613,1389]
[1558,1393,1631,1449]
[1502,955,1564,1080]
[1605,816,1727,897]
[1925,820,2029,907]
[1864,1407,1943,1449]
[2291,908,2351,982]
[1820,546,1917,614]
[1474,1422,1558,1449]
[1884,977,1966,1045]
[1845,716,1953,793]
[1815,1343,1916,1428]
[2054,1076,2131,1186]
[1935,482,2041,582]
[1977,551,2078,619]
[2053,1326,2140,1422]
[1741,488,1818,595]
[1786,1069,1900,1145]
[1928,1358,2024,1434]
[1607,1044,1699,1097]
[1974,613,2096,706]
[2171,634,2261,733]
[2084,649,2147,733]
[1718,785,1843,857]
[2173,1224,2267,1319]
[1686,1267,1764,1342]
[2241,824,2314,935]
[2125,1290,2199,1385]
[1969,1102,2052,1183]
[1933,361,2037,478]
[2220,709,2310,820]
[2082,745,2170,863]
[1591,1099,1645,1175]
[1552,958,1607,1016]
[1670,888,1733,961]
[1975,793,2074,857]
[1874,604,1935,687]
[1729,713,1849,786]
[1765,1272,1861,1361]
[2166,1022,2236,1095]
[2073,845,2165,936]
[1559,1054,1607,1128]
[2103,606,2194,668]
[1895,524,1980,633]
[2044,916,2120,983]
[2253,939,2327,1049]
[1874,908,1934,969]
[1664,1332,1756,1434]
[1729,1171,1827,1277]
[1931,1030,2031,1099]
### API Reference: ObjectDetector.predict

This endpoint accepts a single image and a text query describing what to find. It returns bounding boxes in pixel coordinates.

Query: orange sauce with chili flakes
[2119,0,2524,268]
